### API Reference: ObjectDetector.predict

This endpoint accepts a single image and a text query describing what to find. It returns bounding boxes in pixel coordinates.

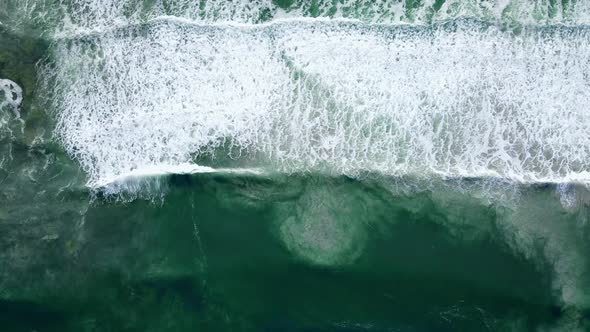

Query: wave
[4,7,589,315]
[39,19,590,189]
[94,163,264,188]
[3,0,590,37]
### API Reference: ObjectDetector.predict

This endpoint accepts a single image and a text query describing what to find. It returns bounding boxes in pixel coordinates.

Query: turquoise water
[1,1,590,331]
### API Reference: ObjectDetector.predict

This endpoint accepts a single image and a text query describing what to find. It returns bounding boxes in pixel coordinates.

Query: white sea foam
[277,182,371,266]
[0,79,23,136]
[42,20,590,188]
[0,79,23,167]
[0,79,22,112]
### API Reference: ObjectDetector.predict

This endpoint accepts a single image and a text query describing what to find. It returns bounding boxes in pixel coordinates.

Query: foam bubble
[556,183,590,212]
[0,79,23,141]
[0,79,22,112]
[276,181,375,266]
[42,20,590,189]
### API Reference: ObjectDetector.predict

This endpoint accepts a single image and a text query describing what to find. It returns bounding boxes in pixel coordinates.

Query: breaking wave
[39,19,590,189]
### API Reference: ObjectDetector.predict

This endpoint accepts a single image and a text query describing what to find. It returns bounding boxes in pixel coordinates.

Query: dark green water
[2,169,588,331]
[2,1,590,331]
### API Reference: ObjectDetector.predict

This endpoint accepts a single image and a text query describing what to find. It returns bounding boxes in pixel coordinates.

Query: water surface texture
[1,1,590,331]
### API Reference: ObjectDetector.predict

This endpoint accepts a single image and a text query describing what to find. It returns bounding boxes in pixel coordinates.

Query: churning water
[1,1,590,331]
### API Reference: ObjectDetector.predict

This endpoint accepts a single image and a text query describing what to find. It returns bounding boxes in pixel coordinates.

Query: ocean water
[1,1,590,331]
